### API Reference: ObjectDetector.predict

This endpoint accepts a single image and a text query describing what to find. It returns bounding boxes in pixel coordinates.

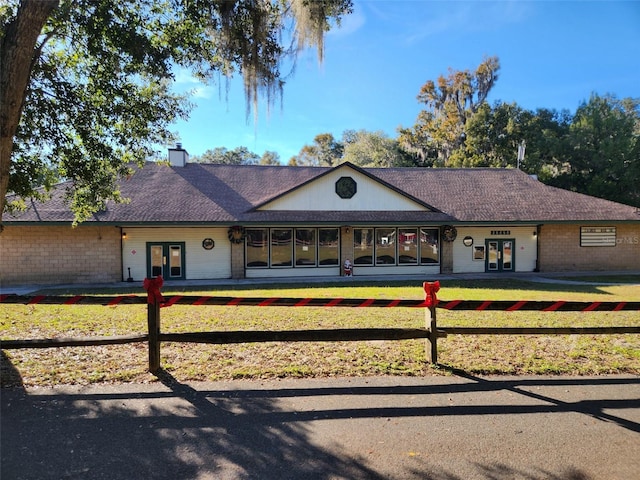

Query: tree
[454,102,532,168]
[547,94,640,207]
[174,146,281,165]
[259,150,281,165]
[1,0,352,224]
[191,146,260,165]
[341,129,413,167]
[290,132,343,166]
[398,56,500,165]
[455,102,571,172]
[518,107,572,178]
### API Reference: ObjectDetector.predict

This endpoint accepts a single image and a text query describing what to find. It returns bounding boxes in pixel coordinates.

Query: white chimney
[168,143,189,167]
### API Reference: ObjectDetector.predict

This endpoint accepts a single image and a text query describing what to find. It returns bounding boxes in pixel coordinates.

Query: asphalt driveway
[2,373,639,480]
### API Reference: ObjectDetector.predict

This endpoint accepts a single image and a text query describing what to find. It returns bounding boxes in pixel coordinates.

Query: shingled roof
[6,162,640,224]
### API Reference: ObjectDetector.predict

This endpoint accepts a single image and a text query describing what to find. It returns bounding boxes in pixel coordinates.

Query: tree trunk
[0,0,58,226]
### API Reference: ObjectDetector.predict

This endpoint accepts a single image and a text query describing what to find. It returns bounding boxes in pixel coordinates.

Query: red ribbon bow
[423,281,440,307]
[143,276,164,305]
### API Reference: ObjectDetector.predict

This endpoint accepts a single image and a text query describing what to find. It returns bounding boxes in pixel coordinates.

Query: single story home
[2,146,639,286]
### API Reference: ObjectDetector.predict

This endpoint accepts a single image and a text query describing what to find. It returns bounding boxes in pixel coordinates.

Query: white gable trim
[258,163,431,212]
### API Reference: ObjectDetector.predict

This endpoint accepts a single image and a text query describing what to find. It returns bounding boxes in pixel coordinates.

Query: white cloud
[172,66,215,99]
[174,67,200,85]
[191,86,213,99]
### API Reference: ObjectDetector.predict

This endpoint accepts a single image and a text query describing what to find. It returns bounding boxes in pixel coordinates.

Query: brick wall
[0,225,122,286]
[538,224,640,271]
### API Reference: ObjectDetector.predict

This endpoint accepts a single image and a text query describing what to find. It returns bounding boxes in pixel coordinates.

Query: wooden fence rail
[2,281,639,371]
[0,334,148,349]
[3,294,640,311]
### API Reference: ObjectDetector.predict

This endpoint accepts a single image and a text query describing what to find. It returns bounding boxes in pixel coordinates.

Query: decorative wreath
[228,226,246,244]
[442,225,458,242]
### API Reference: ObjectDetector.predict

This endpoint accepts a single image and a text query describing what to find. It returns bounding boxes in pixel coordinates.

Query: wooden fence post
[147,300,161,373]
[143,276,164,374]
[426,304,438,364]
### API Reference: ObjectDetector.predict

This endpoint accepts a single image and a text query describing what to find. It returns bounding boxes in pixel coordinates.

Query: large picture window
[246,226,439,269]
[318,229,339,265]
[420,228,440,263]
[271,229,293,267]
[376,228,396,264]
[355,227,439,266]
[246,229,269,267]
[295,229,316,266]
[246,227,339,269]
[353,228,374,265]
[398,228,418,264]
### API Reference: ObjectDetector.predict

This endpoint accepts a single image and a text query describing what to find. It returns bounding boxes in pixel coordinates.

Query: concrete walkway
[2,374,639,479]
[2,270,639,295]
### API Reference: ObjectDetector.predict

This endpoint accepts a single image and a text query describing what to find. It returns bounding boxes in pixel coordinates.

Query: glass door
[146,242,185,279]
[150,245,164,277]
[486,239,514,272]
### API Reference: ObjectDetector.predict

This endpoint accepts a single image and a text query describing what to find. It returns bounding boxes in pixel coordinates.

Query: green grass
[1,279,639,387]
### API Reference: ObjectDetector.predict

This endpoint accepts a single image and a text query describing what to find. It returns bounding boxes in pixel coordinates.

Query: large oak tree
[398,56,500,166]
[0,0,352,224]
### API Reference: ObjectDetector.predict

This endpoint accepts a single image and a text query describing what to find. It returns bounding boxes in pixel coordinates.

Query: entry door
[486,239,515,272]
[147,243,185,279]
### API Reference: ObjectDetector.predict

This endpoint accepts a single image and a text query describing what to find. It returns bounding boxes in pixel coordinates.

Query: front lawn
[2,279,639,387]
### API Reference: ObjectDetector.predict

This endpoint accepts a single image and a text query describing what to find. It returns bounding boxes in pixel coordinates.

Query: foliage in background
[288,130,415,167]
[398,56,501,165]
[190,146,281,165]
[288,56,639,207]
[288,132,344,166]
[547,94,640,207]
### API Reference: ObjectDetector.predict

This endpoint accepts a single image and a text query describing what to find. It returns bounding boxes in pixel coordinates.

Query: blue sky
[171,0,640,162]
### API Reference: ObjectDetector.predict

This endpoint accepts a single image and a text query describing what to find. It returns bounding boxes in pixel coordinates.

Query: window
[271,229,293,267]
[245,226,440,269]
[318,229,339,265]
[246,227,340,269]
[420,228,439,263]
[169,245,183,277]
[473,245,485,261]
[353,228,374,265]
[295,229,316,266]
[246,229,269,267]
[398,228,418,264]
[355,227,439,266]
[376,228,396,264]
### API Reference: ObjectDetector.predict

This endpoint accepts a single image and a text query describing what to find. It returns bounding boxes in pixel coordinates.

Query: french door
[486,239,515,272]
[147,242,185,279]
